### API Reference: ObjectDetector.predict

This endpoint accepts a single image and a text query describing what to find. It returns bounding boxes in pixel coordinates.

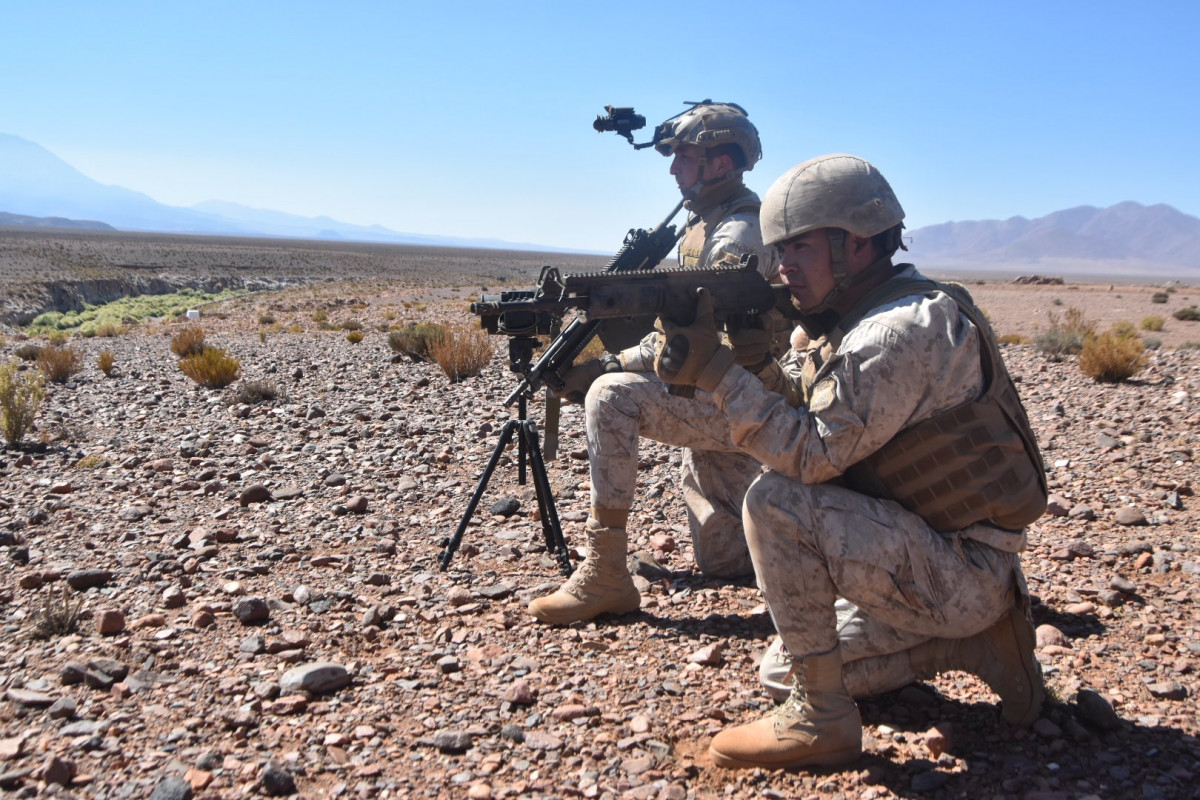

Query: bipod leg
[439,419,520,571]
[519,419,573,577]
[517,395,528,485]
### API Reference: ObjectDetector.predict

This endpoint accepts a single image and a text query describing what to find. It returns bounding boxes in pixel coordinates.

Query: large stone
[149,775,194,800]
[66,569,113,590]
[279,662,350,695]
[232,597,270,624]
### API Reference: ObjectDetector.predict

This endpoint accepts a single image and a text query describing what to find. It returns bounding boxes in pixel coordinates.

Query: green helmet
[653,101,761,171]
[761,153,904,247]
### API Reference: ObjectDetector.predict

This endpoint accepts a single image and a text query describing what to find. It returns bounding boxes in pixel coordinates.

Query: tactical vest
[678,192,762,268]
[802,274,1048,533]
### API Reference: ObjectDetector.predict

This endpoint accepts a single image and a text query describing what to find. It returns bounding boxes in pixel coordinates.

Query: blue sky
[3,0,1197,251]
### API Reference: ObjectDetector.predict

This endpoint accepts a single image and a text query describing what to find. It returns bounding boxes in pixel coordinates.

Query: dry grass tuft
[37,345,84,383]
[170,326,207,357]
[179,346,241,389]
[98,350,116,376]
[430,324,496,382]
[30,584,85,640]
[1035,307,1095,360]
[0,361,45,446]
[1079,329,1147,383]
[388,323,447,361]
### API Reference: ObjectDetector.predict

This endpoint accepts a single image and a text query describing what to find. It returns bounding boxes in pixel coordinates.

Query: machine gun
[472,256,786,405]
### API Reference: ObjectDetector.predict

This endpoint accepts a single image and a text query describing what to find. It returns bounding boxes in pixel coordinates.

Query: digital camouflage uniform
[587,182,778,578]
[714,265,1029,691]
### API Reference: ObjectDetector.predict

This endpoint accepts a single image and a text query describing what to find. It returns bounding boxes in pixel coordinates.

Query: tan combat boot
[527,519,640,625]
[710,648,862,770]
[909,603,1045,726]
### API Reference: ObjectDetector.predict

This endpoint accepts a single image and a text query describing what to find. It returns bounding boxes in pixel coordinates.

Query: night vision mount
[592,99,726,150]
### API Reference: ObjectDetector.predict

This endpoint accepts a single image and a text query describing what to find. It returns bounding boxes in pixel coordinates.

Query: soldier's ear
[709,152,735,178]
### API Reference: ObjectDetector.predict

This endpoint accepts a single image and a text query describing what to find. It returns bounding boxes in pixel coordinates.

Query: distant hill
[909,203,1200,279]
[0,211,115,231]
[0,133,577,253]
[3,132,1199,276]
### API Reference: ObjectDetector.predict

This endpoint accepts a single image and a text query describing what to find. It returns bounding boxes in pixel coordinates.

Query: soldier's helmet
[761,153,904,247]
[653,102,762,171]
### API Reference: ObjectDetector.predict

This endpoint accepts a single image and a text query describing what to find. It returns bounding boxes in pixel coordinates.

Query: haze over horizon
[3,1,1198,253]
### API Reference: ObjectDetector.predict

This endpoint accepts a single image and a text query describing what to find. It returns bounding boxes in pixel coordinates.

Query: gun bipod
[439,396,573,576]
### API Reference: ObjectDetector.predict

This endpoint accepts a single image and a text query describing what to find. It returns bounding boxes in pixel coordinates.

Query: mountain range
[3,132,1199,278]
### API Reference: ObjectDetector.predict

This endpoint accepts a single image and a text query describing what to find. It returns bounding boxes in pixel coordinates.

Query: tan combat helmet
[762,154,906,312]
[653,101,762,172]
[761,153,904,246]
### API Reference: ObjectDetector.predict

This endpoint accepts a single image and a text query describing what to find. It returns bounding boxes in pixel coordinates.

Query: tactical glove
[555,355,621,404]
[726,319,774,372]
[654,288,736,393]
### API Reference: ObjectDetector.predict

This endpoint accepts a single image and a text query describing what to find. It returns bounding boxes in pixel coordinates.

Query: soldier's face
[669,145,705,191]
[776,232,836,311]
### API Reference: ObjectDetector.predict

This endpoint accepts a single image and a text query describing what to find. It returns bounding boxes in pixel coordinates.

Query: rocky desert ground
[0,233,1198,799]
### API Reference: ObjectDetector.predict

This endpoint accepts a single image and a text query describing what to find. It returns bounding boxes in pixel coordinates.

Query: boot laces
[561,557,601,598]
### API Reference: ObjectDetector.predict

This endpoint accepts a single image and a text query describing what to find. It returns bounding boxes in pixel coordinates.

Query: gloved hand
[554,355,620,404]
[654,288,736,393]
[726,319,774,372]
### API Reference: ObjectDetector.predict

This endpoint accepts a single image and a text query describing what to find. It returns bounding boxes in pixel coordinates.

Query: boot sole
[710,744,861,770]
[527,597,640,625]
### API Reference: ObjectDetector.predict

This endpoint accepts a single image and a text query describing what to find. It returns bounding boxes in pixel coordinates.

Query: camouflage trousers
[744,471,1023,670]
[586,371,758,578]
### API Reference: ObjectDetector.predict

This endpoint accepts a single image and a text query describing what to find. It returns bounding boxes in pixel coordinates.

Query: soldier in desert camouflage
[651,153,1048,770]
[528,102,783,625]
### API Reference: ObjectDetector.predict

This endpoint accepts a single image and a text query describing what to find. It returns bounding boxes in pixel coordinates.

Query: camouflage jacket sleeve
[705,286,985,483]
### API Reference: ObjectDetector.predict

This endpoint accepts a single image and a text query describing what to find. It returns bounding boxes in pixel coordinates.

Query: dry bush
[94,323,124,337]
[1151,291,1169,304]
[170,326,207,357]
[1079,330,1147,383]
[430,324,496,382]
[179,346,241,389]
[233,379,285,405]
[14,343,41,361]
[346,331,365,344]
[47,331,68,346]
[0,361,45,446]
[37,345,83,383]
[1141,315,1165,332]
[258,313,277,325]
[98,350,116,376]
[1035,306,1095,360]
[1174,306,1200,321]
[341,319,364,332]
[388,323,447,361]
[30,584,85,640]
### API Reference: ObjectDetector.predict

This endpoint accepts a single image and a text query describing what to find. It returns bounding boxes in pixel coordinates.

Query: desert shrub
[996,333,1029,346]
[94,323,124,338]
[1181,341,1200,350]
[1151,291,1169,304]
[388,323,447,361]
[1079,331,1146,383]
[1143,337,1162,350]
[47,331,69,346]
[234,379,284,405]
[1110,320,1137,339]
[1173,306,1200,321]
[76,453,106,469]
[1141,315,1166,332]
[1034,306,1095,360]
[29,585,85,640]
[311,309,328,323]
[1051,298,1063,306]
[179,346,241,389]
[258,313,276,325]
[346,331,365,344]
[37,345,83,383]
[341,319,363,332]
[430,324,496,382]
[0,361,45,446]
[98,350,115,376]
[14,344,41,361]
[287,323,305,334]
[170,326,206,357]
